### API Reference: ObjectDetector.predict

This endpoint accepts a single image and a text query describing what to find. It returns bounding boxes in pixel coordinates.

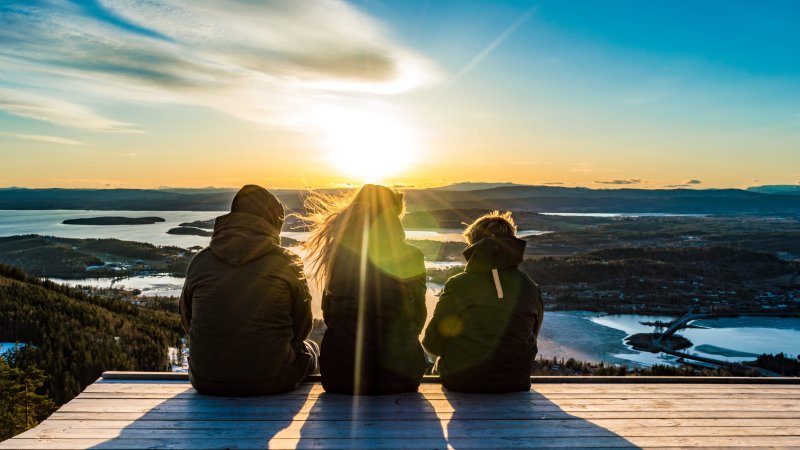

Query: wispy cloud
[595,179,642,185]
[0,1,439,131]
[0,131,82,145]
[0,89,136,132]
[664,179,702,188]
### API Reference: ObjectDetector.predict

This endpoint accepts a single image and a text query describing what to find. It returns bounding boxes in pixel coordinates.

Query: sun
[317,108,418,183]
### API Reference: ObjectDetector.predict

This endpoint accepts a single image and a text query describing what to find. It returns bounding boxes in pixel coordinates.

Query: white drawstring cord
[491,268,504,299]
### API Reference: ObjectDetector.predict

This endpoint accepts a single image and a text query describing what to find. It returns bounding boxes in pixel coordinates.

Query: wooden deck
[3,373,800,449]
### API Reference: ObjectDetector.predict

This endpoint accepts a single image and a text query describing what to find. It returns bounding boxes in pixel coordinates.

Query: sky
[1,0,799,189]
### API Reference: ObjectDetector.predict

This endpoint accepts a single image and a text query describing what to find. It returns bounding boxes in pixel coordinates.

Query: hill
[0,264,184,405]
[747,185,800,195]
[404,186,800,215]
[0,235,193,278]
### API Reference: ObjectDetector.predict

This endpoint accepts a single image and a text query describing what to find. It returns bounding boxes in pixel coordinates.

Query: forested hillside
[0,264,184,405]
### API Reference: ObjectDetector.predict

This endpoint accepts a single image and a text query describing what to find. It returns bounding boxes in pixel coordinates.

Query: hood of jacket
[463,235,526,273]
[209,212,281,266]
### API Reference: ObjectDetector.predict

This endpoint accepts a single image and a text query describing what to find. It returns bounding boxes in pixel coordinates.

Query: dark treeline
[532,356,735,377]
[427,246,797,287]
[522,246,794,286]
[0,264,184,404]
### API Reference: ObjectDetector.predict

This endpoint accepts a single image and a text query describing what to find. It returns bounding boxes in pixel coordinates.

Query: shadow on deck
[3,372,800,449]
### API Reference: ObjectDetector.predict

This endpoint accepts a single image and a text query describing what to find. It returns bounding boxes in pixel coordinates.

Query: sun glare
[317,108,418,183]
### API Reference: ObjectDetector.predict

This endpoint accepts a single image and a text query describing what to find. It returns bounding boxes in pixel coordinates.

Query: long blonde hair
[301,184,405,285]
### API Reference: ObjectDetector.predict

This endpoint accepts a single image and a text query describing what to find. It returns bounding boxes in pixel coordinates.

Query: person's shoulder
[274,246,304,269]
[401,241,425,260]
[188,247,214,267]
[513,267,539,288]
[443,271,469,288]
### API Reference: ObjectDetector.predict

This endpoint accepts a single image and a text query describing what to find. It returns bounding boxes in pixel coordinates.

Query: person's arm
[534,285,544,337]
[408,247,427,335]
[179,255,199,333]
[179,279,192,333]
[409,273,427,335]
[288,255,313,342]
[422,278,462,356]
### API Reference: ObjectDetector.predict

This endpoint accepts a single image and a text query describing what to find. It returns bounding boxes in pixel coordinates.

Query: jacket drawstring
[491,268,504,299]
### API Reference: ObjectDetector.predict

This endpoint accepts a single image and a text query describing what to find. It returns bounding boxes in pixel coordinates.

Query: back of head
[463,210,517,245]
[350,184,405,218]
[302,184,406,284]
[230,184,285,229]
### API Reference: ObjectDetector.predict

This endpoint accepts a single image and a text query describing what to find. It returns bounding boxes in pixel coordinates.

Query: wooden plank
[16,420,800,439]
[101,372,800,385]
[20,418,800,430]
[5,435,800,449]
[86,380,800,391]
[75,390,800,400]
[84,381,800,394]
[53,397,800,414]
[44,409,800,421]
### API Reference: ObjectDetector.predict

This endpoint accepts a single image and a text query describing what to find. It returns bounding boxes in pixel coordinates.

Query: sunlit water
[0,210,545,248]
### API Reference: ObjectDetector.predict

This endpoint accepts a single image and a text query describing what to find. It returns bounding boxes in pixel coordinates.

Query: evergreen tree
[0,355,56,440]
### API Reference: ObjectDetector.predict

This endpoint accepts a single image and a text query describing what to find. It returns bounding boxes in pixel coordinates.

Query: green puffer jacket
[180,212,313,395]
[423,235,544,392]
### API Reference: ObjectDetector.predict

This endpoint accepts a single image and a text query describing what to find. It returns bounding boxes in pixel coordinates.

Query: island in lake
[62,216,165,225]
[165,219,215,237]
[166,226,212,237]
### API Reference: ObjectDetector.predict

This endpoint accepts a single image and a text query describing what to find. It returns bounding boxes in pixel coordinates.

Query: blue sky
[1,0,799,188]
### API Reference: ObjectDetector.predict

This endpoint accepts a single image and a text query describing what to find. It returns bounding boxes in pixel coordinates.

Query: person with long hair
[303,184,427,394]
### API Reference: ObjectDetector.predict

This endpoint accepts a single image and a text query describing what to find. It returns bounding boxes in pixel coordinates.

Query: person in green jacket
[423,211,544,392]
[180,185,318,396]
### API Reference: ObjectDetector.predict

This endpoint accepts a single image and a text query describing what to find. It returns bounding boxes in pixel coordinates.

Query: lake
[541,212,708,218]
[0,210,546,248]
[583,314,800,366]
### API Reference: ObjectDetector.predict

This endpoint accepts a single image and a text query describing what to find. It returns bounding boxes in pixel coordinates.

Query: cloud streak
[0,0,439,131]
[0,131,82,145]
[595,179,642,185]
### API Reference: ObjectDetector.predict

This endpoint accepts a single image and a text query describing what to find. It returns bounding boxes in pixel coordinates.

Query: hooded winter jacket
[179,212,313,395]
[423,235,543,392]
[319,222,428,395]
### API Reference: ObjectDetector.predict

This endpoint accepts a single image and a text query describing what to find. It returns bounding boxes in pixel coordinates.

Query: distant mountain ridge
[1,185,799,215]
[428,182,530,191]
[747,185,800,195]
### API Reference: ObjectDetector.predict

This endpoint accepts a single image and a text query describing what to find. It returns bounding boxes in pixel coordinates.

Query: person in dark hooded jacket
[303,184,427,395]
[423,211,543,392]
[180,185,317,396]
